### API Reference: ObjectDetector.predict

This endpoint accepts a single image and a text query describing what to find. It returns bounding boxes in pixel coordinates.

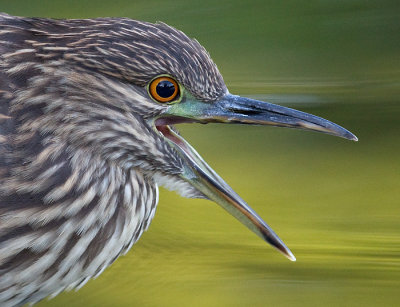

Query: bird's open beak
[155,93,357,261]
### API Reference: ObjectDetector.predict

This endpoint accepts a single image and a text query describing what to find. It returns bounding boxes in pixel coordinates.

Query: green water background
[1,1,399,306]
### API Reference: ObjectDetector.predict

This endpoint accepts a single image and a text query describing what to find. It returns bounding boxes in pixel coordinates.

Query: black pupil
[156,80,176,98]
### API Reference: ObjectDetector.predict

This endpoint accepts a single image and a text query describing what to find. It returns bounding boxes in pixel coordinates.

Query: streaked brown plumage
[0,13,212,306]
[0,13,357,306]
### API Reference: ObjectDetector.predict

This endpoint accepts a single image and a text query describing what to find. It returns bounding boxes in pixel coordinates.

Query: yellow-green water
[1,0,399,306]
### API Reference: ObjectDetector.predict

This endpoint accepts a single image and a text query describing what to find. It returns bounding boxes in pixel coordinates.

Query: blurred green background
[1,0,399,306]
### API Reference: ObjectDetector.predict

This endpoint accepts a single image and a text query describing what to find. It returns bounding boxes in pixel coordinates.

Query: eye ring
[149,76,179,103]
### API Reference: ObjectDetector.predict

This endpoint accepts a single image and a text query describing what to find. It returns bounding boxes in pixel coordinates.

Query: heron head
[18,17,357,261]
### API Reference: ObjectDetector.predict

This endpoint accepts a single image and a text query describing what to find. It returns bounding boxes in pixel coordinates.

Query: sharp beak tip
[344,132,358,142]
[275,244,296,262]
[286,251,297,262]
[266,234,297,262]
[340,128,358,142]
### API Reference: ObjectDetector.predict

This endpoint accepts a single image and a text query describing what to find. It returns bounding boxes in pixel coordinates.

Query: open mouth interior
[154,118,198,162]
[155,125,184,149]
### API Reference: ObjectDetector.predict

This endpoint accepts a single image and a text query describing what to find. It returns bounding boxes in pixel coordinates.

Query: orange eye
[149,76,179,103]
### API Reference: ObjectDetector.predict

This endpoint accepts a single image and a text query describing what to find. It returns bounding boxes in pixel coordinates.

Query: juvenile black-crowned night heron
[0,13,357,306]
